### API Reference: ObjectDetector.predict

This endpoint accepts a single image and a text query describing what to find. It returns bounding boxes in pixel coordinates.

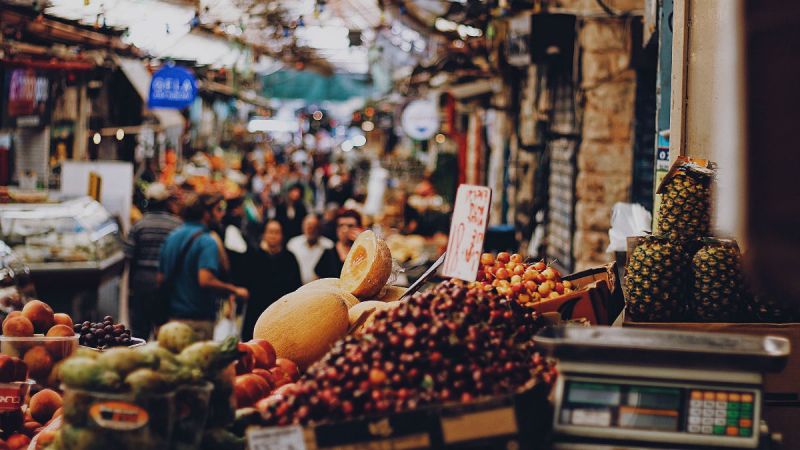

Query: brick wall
[574,17,638,270]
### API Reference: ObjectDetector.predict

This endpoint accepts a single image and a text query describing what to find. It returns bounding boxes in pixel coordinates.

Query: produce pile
[1,300,77,387]
[46,322,245,450]
[475,252,575,307]
[625,158,798,322]
[258,279,556,426]
[73,315,133,349]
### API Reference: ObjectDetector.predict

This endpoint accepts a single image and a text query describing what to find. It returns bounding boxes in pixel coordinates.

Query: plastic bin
[0,335,78,387]
[173,382,213,449]
[61,387,175,450]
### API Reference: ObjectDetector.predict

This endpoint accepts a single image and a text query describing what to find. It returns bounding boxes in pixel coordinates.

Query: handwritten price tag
[442,184,492,281]
[247,426,306,450]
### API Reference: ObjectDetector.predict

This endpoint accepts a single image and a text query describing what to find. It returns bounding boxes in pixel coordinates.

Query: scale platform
[535,326,791,450]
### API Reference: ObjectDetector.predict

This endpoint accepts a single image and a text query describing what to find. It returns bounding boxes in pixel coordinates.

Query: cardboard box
[532,263,624,325]
[246,384,552,450]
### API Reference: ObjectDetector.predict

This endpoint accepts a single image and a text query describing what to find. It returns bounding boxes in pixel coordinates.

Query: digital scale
[534,326,791,450]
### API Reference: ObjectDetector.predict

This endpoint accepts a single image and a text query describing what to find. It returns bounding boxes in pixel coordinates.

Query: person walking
[124,183,182,340]
[159,193,249,340]
[241,220,301,341]
[276,182,308,241]
[287,214,333,285]
[315,209,363,278]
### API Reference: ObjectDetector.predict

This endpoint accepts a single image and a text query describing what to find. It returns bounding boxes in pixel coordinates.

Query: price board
[247,426,306,450]
[442,185,492,281]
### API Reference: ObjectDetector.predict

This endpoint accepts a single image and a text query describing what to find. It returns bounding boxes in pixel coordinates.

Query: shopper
[316,209,363,278]
[287,214,334,285]
[241,220,301,341]
[159,193,249,340]
[276,182,308,240]
[124,183,182,340]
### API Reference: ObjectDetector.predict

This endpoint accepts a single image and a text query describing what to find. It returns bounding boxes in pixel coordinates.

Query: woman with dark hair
[240,219,302,340]
[315,209,363,279]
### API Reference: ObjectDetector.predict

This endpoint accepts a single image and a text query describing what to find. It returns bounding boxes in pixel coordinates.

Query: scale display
[559,380,757,440]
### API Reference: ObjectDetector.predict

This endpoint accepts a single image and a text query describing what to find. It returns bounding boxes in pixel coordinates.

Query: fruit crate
[246,384,553,450]
[530,263,623,326]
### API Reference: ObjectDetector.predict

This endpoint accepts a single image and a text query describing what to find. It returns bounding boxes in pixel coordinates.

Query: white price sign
[442,185,492,281]
[247,426,306,450]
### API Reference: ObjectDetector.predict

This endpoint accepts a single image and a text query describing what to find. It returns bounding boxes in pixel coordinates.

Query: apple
[532,261,546,271]
[496,252,511,263]
[542,267,557,281]
[248,339,277,368]
[275,358,300,381]
[236,343,255,375]
[267,367,292,388]
[234,374,271,408]
[251,368,274,389]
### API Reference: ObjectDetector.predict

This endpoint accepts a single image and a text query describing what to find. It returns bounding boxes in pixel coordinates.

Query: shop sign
[507,13,532,67]
[148,65,197,109]
[401,99,439,141]
[442,185,492,282]
[3,69,51,128]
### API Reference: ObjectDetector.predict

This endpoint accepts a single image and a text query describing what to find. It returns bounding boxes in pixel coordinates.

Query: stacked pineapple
[625,159,796,322]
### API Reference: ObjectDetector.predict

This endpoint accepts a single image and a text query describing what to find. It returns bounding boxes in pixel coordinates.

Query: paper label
[0,385,22,411]
[442,185,492,282]
[247,426,306,450]
[89,401,149,430]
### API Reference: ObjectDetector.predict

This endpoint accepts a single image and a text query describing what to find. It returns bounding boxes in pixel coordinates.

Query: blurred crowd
[124,146,374,341]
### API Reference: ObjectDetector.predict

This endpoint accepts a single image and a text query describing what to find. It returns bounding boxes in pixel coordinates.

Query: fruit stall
[0,176,790,449]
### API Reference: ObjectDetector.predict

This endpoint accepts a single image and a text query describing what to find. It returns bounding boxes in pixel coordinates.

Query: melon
[295,279,358,309]
[347,301,387,336]
[377,285,407,302]
[252,290,350,370]
[340,231,393,299]
[296,278,342,293]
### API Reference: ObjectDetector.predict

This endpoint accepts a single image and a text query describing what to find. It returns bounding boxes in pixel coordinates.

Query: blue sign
[148,65,197,109]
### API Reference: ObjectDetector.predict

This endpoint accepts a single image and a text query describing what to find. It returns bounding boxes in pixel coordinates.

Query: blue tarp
[261,70,374,102]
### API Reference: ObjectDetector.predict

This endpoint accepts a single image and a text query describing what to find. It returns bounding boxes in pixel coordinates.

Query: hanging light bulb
[116,129,125,141]
[92,133,101,145]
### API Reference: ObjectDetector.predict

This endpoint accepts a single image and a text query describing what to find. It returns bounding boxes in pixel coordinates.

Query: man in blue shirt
[159,193,249,339]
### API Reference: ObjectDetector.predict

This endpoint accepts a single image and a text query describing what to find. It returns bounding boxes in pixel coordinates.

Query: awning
[117,57,186,131]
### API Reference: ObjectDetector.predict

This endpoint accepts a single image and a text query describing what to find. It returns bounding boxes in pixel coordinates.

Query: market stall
[0,197,124,320]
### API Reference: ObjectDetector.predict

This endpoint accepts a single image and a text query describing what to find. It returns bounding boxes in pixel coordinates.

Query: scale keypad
[687,391,754,437]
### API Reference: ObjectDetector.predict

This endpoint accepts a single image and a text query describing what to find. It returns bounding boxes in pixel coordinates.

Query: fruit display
[42,322,242,450]
[74,315,133,349]
[474,252,575,307]
[257,279,555,426]
[232,338,300,411]
[691,239,746,321]
[655,160,715,245]
[0,301,77,387]
[624,236,688,322]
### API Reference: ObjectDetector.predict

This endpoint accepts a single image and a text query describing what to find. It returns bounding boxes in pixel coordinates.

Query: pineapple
[656,163,714,245]
[624,235,688,322]
[691,239,745,321]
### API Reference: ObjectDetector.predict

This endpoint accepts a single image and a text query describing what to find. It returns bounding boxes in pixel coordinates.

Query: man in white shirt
[287,214,334,284]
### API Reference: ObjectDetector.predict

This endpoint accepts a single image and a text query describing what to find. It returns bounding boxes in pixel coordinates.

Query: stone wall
[574,17,638,270]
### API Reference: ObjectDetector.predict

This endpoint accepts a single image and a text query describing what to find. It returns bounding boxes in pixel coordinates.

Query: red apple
[251,368,274,389]
[248,339,277,368]
[236,343,255,375]
[532,261,546,271]
[267,367,292,388]
[234,374,271,408]
[555,282,565,295]
[275,358,300,381]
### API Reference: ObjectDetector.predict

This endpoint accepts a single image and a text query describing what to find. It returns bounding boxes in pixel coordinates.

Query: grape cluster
[73,316,132,349]
[260,279,556,426]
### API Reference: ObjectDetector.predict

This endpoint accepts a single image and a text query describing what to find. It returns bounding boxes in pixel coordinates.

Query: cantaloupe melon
[296,278,342,293]
[295,279,358,309]
[377,285,407,302]
[347,301,388,336]
[340,231,393,299]
[252,290,350,370]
